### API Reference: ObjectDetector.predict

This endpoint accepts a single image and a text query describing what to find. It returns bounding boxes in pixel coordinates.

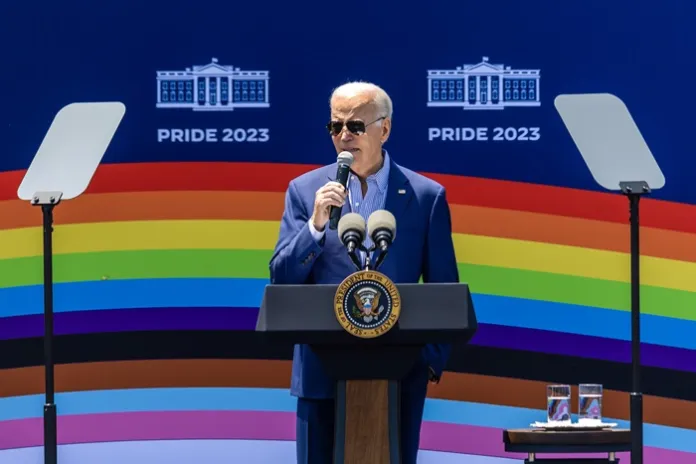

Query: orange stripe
[2,191,696,264]
[0,191,286,229]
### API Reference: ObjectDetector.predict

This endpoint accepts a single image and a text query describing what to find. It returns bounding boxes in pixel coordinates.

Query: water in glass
[578,383,603,424]
[546,385,571,424]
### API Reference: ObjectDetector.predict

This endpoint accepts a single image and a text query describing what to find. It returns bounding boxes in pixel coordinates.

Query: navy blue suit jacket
[269,156,459,399]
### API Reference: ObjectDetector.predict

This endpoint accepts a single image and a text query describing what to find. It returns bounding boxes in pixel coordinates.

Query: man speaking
[269,81,459,463]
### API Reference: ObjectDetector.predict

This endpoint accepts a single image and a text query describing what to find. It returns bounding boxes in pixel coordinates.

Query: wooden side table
[503,428,631,463]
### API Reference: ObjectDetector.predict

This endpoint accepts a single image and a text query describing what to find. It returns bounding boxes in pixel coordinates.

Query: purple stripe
[0,411,293,449]
[470,323,696,373]
[0,411,690,463]
[0,307,259,338]
[1,307,695,373]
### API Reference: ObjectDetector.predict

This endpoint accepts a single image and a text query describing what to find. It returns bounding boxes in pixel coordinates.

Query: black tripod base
[630,392,642,464]
[44,403,57,464]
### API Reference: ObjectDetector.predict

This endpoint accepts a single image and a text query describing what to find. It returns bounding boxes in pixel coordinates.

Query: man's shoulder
[287,163,335,194]
[395,163,445,196]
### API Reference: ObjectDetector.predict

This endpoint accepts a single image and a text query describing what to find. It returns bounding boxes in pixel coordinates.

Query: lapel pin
[398,189,406,194]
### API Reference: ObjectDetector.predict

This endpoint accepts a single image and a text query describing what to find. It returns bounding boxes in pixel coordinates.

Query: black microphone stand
[620,181,649,464]
[342,229,390,273]
[343,233,366,272]
[346,244,372,272]
[345,242,379,272]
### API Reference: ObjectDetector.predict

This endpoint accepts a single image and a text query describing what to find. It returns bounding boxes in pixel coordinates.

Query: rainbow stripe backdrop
[1,161,696,461]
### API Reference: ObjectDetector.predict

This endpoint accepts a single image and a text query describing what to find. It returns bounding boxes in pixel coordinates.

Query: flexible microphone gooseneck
[328,151,354,230]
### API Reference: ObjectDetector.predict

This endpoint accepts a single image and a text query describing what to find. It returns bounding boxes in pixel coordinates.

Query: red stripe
[426,172,696,234]
[0,171,24,201]
[84,162,317,194]
[2,161,694,234]
[1,162,316,199]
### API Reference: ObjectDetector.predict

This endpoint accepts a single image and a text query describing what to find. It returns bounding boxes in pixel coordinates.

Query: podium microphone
[367,210,396,270]
[368,210,396,251]
[329,151,354,230]
[338,212,366,271]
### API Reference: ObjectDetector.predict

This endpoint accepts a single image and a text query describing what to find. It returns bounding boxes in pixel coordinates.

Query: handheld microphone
[328,151,354,230]
[337,213,366,271]
[367,210,397,251]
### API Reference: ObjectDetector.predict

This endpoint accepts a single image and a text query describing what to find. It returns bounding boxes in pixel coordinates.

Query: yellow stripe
[454,234,696,293]
[1,220,694,293]
[0,220,280,258]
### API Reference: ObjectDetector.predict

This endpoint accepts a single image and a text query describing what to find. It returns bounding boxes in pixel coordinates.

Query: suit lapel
[375,160,412,278]
[341,194,351,217]
[384,160,412,228]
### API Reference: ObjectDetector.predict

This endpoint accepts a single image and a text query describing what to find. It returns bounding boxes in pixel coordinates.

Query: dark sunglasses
[326,116,385,136]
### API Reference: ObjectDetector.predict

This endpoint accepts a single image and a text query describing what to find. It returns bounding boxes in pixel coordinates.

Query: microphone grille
[337,151,354,166]
[337,213,366,241]
[367,210,396,241]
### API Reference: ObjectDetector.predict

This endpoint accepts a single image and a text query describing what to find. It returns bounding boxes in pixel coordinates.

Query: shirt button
[355,202,360,207]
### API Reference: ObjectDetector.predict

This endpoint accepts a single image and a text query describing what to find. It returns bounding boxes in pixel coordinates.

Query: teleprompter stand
[32,192,63,464]
[17,102,126,464]
[256,282,477,463]
[620,180,649,464]
[555,93,666,464]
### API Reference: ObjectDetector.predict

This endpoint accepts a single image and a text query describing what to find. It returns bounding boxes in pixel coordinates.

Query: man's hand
[310,181,347,231]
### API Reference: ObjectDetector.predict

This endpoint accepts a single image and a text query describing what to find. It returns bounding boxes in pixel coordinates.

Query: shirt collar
[350,150,390,193]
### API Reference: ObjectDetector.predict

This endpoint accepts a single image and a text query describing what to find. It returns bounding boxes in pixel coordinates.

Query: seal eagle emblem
[334,270,401,338]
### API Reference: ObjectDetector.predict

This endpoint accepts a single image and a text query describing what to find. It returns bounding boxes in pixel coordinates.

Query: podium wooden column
[256,282,477,464]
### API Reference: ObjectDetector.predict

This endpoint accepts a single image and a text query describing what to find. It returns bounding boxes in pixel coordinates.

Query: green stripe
[458,263,694,321]
[0,250,694,321]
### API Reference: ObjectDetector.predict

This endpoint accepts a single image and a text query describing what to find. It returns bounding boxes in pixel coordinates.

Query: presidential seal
[334,270,401,339]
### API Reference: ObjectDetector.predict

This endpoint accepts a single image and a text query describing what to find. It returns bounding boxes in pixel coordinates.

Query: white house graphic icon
[427,57,540,110]
[156,58,269,111]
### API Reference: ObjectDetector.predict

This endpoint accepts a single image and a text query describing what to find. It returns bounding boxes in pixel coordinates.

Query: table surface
[504,428,631,446]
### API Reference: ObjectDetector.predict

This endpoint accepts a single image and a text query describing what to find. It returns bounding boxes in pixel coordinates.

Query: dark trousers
[295,364,429,464]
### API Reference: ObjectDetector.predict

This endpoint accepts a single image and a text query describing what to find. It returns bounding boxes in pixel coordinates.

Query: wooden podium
[256,281,478,464]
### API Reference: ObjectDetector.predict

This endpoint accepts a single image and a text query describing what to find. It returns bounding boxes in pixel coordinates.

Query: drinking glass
[578,384,603,424]
[546,384,571,424]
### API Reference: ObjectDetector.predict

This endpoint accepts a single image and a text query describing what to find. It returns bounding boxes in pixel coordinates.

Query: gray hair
[330,81,393,119]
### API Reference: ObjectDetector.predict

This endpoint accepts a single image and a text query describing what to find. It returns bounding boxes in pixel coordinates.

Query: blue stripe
[0,388,296,419]
[0,278,267,317]
[0,278,694,351]
[472,293,696,350]
[0,387,692,453]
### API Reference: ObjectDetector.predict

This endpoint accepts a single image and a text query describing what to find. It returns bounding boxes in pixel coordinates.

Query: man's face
[328,93,390,168]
